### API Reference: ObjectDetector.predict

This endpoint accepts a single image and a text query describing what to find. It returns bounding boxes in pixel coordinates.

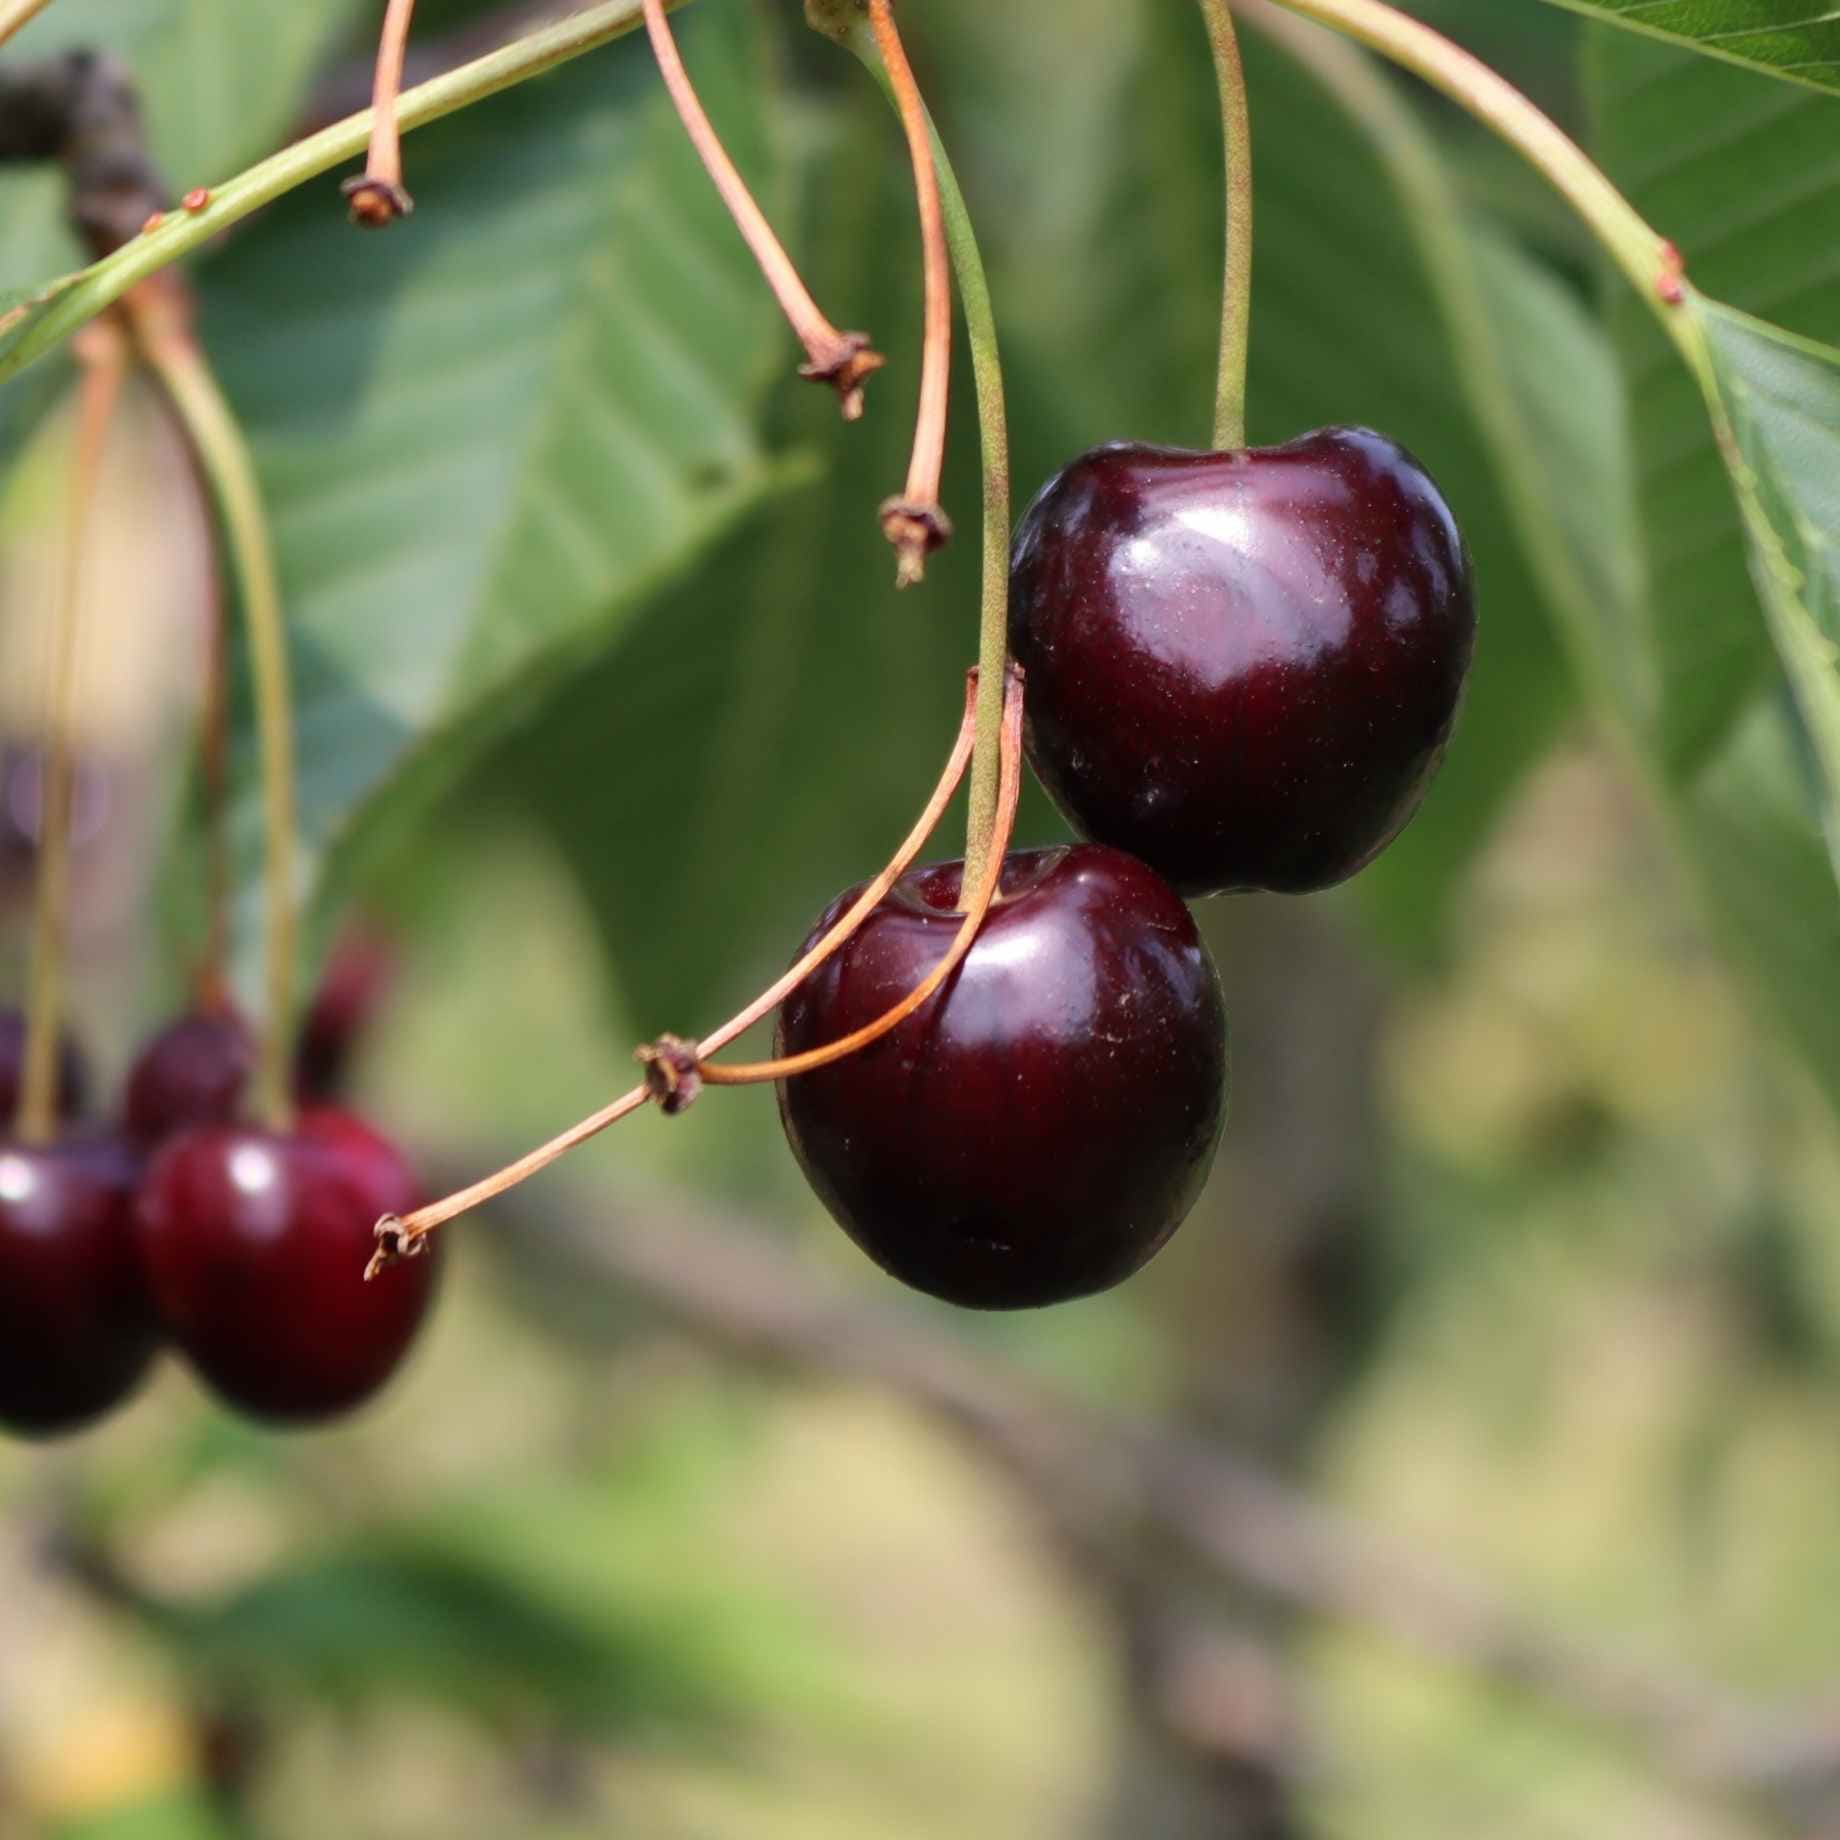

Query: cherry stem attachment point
[1199,0,1253,451]
[367,671,988,1272]
[702,663,1022,1086]
[343,0,418,226]
[18,317,127,1145]
[866,0,953,587]
[641,0,883,417]
[133,280,299,1131]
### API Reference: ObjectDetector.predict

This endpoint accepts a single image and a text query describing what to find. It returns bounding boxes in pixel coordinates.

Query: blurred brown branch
[475,1162,1840,1826]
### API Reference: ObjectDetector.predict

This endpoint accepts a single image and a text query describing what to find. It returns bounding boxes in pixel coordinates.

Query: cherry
[775,845,1228,1309]
[0,1006,89,1124]
[0,1133,158,1436]
[1007,428,1476,896]
[294,925,397,1102]
[136,1108,437,1423]
[122,1010,254,1145]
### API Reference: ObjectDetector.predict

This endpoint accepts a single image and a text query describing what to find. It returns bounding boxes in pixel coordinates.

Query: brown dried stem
[869,0,953,586]
[367,674,986,1272]
[641,0,882,417]
[342,0,418,225]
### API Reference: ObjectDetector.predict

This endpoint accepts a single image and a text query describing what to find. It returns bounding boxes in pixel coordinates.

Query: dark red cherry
[294,925,397,1102]
[1008,428,1477,896]
[775,845,1228,1309]
[123,1010,254,1145]
[135,1108,436,1423]
[0,1133,158,1436]
[0,1006,89,1124]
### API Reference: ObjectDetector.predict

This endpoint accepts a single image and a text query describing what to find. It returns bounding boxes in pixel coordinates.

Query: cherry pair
[780,424,1474,1310]
[0,943,434,1438]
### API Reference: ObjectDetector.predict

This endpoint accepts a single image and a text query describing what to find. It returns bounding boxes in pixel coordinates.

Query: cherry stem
[18,319,126,1145]
[0,0,53,50]
[641,0,882,419]
[134,284,298,1131]
[367,674,985,1268]
[840,18,1013,899]
[695,670,980,1061]
[866,0,954,588]
[343,0,418,226]
[702,665,1022,1086]
[1260,0,1686,337]
[196,549,232,1016]
[1199,0,1253,451]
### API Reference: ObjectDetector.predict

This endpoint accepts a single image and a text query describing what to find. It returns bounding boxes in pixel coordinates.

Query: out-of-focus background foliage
[3,0,1840,1834]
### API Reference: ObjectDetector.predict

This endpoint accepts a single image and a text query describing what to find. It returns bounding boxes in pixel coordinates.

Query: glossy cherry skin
[135,1108,437,1423]
[123,1010,254,1145]
[1008,427,1476,896]
[0,1006,89,1125]
[776,845,1228,1310]
[0,1133,158,1436]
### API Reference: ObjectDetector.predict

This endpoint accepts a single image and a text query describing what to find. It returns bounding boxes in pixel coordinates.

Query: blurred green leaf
[1540,0,1840,92]
[48,1795,234,1840]
[135,1449,842,1740]
[506,91,986,1056]
[187,5,795,982]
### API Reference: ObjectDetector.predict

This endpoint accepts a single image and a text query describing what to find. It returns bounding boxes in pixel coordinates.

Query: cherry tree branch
[475,1166,1840,1823]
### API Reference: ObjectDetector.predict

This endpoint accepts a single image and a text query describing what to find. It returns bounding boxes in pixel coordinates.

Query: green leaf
[48,1795,234,1840]
[1541,0,1840,93]
[182,5,795,979]
[134,1436,842,1738]
[1589,34,1840,774]
[1583,31,1840,1106]
[1688,295,1840,884]
[505,91,984,1050]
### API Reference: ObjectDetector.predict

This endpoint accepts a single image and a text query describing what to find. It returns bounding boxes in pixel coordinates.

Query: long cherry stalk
[1198,0,1254,451]
[641,0,882,416]
[18,319,127,1143]
[135,285,299,1130]
[823,6,1014,897]
[343,0,420,224]
[867,0,955,586]
[368,673,989,1268]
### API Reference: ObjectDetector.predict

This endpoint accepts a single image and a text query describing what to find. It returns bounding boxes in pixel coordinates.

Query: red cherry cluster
[777,425,1474,1309]
[0,938,434,1440]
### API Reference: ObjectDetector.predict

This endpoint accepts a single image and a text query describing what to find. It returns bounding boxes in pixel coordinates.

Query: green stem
[0,0,688,385]
[20,328,124,1143]
[144,324,298,1130]
[845,29,1012,896]
[1199,0,1253,450]
[1261,0,1687,353]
